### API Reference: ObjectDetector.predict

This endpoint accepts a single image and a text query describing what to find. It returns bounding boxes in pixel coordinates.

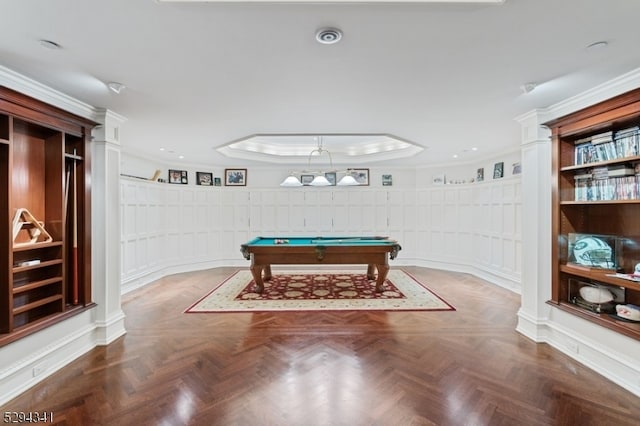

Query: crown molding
[0,65,101,123]
[516,67,640,127]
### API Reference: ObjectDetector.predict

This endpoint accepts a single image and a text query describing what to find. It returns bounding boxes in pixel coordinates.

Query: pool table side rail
[240,240,402,262]
[245,236,399,246]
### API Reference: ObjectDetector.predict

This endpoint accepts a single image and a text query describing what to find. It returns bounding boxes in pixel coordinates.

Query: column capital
[92,108,127,145]
[514,109,552,146]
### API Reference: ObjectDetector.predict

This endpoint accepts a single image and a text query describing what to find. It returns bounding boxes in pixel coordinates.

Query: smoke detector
[316,28,342,45]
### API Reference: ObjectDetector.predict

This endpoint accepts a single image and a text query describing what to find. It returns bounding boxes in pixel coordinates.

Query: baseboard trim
[516,308,640,397]
[0,312,97,406]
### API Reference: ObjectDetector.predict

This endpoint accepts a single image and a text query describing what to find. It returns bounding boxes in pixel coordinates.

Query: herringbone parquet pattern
[2,267,639,425]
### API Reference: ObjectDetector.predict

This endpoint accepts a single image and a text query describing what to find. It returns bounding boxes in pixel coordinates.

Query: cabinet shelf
[560,199,640,205]
[551,301,640,340]
[12,258,63,273]
[13,241,62,252]
[12,295,63,316]
[560,154,640,172]
[13,276,63,294]
[559,264,640,291]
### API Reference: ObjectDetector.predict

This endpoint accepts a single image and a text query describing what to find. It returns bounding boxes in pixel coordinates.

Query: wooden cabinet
[545,88,640,339]
[0,86,96,345]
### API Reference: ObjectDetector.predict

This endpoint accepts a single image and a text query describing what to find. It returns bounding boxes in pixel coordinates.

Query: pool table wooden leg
[375,264,389,292]
[366,264,376,280]
[263,264,272,281]
[250,264,273,293]
[250,265,265,293]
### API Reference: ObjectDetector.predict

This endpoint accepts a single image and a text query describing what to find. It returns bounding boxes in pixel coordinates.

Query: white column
[91,109,127,344]
[514,109,552,341]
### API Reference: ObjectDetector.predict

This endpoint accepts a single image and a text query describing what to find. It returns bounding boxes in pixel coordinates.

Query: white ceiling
[1,0,639,167]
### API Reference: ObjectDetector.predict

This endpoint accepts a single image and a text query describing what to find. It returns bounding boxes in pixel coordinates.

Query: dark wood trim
[0,303,96,347]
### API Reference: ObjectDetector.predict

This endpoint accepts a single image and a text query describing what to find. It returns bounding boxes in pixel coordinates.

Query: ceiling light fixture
[316,28,342,45]
[107,82,126,94]
[280,136,360,187]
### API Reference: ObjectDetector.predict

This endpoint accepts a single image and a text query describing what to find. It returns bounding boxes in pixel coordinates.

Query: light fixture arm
[308,147,333,170]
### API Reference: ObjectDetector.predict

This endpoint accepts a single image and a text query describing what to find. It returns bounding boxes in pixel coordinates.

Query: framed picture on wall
[349,168,370,186]
[493,162,504,179]
[477,168,484,182]
[324,172,337,185]
[300,174,314,185]
[196,172,213,186]
[214,177,222,186]
[169,169,188,184]
[512,162,522,175]
[224,169,247,186]
[433,173,445,185]
[382,174,392,186]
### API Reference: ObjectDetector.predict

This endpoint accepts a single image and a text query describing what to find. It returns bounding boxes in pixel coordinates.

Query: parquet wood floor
[2,267,639,425]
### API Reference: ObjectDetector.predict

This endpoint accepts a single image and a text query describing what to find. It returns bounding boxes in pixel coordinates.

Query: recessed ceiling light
[39,39,62,50]
[107,82,126,94]
[316,28,342,45]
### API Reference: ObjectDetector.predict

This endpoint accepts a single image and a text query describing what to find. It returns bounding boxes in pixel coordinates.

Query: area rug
[185,269,455,313]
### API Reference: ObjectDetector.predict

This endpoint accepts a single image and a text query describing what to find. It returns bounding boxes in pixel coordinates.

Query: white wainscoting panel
[120,177,521,293]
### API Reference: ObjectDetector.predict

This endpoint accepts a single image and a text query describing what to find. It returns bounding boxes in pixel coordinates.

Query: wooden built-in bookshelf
[545,88,640,340]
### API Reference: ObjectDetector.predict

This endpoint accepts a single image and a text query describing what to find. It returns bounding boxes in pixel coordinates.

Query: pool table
[240,236,402,293]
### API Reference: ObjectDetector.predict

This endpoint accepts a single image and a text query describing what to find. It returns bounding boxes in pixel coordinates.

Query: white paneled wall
[411,178,521,290]
[121,177,521,293]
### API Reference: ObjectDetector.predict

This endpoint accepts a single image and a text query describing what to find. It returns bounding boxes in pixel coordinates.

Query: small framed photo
[349,168,370,186]
[196,172,213,186]
[169,169,188,184]
[300,174,314,185]
[214,177,222,186]
[493,162,504,179]
[324,172,337,186]
[382,174,393,186]
[512,162,522,175]
[477,168,484,182]
[225,169,247,186]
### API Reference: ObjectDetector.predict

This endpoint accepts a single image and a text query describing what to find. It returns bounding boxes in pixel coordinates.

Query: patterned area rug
[185,269,455,313]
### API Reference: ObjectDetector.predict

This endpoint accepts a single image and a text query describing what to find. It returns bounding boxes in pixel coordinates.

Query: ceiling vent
[316,28,342,45]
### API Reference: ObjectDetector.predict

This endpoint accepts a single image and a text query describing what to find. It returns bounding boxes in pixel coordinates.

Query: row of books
[574,175,640,201]
[574,127,639,165]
